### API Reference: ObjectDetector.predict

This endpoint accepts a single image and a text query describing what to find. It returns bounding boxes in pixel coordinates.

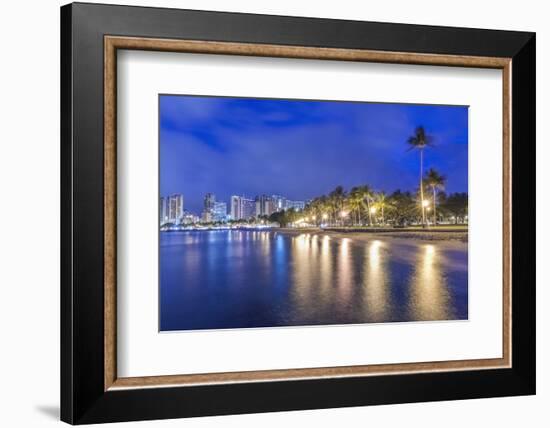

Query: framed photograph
[61,2,535,424]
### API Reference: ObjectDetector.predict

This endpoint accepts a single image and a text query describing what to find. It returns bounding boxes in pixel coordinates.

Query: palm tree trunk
[432,186,437,225]
[419,149,426,227]
[366,199,372,226]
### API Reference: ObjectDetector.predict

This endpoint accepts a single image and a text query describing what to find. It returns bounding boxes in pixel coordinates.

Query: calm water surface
[160,230,468,331]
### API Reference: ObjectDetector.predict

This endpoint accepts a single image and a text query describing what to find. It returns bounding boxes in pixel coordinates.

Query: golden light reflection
[363,240,389,321]
[409,244,450,320]
[179,231,462,326]
[310,234,318,259]
[337,238,352,303]
[260,232,271,262]
[291,234,314,305]
[369,240,382,266]
[319,235,332,294]
[341,238,350,255]
[425,244,435,258]
[322,235,330,252]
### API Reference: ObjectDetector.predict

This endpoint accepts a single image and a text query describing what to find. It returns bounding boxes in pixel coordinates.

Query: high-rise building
[201,210,212,223]
[204,193,216,211]
[212,201,227,222]
[181,211,200,225]
[286,200,305,211]
[201,193,216,223]
[159,194,184,225]
[168,194,184,222]
[272,195,287,212]
[255,194,276,217]
[230,195,256,220]
[160,194,184,225]
[160,197,169,225]
[242,198,256,219]
[230,196,240,220]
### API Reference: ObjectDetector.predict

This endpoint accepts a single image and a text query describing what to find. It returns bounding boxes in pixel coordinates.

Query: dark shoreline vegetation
[266,187,467,228]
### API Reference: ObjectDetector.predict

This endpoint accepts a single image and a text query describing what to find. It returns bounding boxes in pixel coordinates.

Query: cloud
[160,96,468,214]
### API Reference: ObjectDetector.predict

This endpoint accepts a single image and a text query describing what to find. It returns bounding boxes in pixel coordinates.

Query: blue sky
[160,95,468,215]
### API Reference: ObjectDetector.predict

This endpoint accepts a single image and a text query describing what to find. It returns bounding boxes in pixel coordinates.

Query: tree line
[268,186,467,228]
[163,126,468,229]
[268,126,467,228]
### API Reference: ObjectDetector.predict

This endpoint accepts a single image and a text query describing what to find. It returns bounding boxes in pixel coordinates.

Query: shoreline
[161,226,468,243]
[276,227,468,243]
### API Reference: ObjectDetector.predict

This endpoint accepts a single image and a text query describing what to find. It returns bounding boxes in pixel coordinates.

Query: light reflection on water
[364,240,390,322]
[409,244,450,320]
[160,230,467,331]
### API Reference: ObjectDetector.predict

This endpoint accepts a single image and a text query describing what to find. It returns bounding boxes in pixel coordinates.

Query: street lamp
[422,199,430,208]
[370,206,377,214]
[322,213,328,220]
[340,210,348,218]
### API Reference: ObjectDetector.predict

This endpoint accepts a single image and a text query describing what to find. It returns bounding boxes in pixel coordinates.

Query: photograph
[159,95,469,331]
[55,2,536,424]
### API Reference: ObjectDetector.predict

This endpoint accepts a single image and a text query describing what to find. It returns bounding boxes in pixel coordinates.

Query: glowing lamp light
[340,211,348,218]
[370,206,377,214]
[422,200,430,208]
[322,213,329,220]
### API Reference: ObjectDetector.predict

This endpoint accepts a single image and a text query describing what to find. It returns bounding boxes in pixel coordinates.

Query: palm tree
[318,195,330,225]
[373,192,391,225]
[355,185,374,226]
[407,126,434,227]
[424,168,446,225]
[348,187,364,225]
[307,197,325,226]
[328,186,346,225]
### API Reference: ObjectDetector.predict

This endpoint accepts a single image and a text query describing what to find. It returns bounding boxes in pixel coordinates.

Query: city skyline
[160,190,307,225]
[160,95,468,215]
